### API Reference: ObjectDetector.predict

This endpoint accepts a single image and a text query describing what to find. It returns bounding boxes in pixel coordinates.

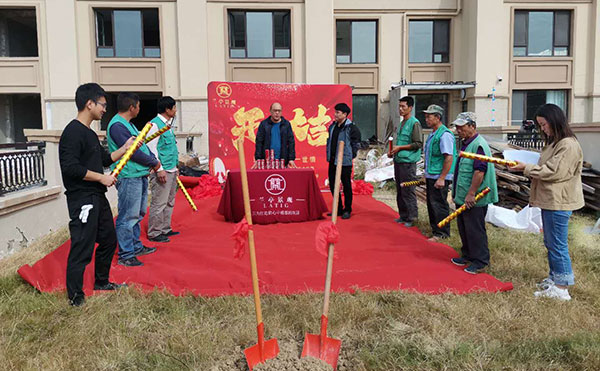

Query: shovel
[237,138,279,370]
[301,143,344,370]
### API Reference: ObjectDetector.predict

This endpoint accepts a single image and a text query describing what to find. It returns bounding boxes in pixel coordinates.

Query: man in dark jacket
[253,102,297,168]
[326,102,362,219]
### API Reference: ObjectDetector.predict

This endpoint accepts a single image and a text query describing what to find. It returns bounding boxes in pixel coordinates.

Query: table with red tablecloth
[217,168,328,224]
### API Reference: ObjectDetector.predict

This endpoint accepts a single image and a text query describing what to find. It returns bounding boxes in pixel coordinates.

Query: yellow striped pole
[144,124,171,144]
[400,179,425,188]
[437,187,491,228]
[176,176,198,212]
[459,151,517,167]
[110,123,153,178]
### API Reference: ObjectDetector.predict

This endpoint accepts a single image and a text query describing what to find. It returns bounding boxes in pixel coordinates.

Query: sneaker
[165,230,180,237]
[403,221,414,227]
[394,217,405,223]
[118,257,144,267]
[341,211,351,220]
[536,277,554,290]
[451,257,468,266]
[148,234,170,243]
[69,294,85,307]
[94,282,128,291]
[534,285,571,301]
[136,246,157,257]
[464,264,485,274]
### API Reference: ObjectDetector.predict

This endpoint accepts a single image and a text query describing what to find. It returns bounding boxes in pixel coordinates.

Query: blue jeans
[541,209,575,286]
[115,176,148,260]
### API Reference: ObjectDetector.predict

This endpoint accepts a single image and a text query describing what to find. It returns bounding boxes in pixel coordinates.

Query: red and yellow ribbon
[144,124,172,144]
[110,123,153,178]
[437,187,491,228]
[177,176,198,212]
[400,179,425,188]
[459,151,517,167]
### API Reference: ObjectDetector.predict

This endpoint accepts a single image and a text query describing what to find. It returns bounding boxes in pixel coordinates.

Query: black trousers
[328,163,353,214]
[66,194,117,300]
[457,205,490,268]
[393,162,418,222]
[425,178,452,238]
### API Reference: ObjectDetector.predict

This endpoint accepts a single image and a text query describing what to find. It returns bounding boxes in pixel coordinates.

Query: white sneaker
[536,277,554,290]
[534,285,571,301]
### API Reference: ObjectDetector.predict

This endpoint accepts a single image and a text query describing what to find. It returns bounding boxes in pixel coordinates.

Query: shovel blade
[244,338,279,371]
[301,333,342,370]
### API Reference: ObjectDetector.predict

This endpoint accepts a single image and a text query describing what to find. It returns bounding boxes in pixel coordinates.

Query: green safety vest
[107,114,152,178]
[150,116,178,171]
[426,124,457,176]
[453,135,499,206]
[394,116,422,163]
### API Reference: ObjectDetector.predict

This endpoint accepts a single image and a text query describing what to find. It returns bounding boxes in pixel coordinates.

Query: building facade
[1,0,600,256]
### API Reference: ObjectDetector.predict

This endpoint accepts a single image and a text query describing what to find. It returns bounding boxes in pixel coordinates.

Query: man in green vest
[450,112,498,274]
[146,96,180,243]
[423,104,456,241]
[388,96,422,227]
[107,93,161,267]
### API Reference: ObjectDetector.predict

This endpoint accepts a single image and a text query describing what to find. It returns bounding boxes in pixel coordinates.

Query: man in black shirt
[325,103,361,219]
[59,83,136,307]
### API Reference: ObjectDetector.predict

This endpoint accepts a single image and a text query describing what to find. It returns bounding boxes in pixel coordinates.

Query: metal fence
[507,133,545,150]
[0,142,47,196]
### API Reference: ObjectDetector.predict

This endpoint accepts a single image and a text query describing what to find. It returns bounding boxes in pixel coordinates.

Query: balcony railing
[507,133,545,150]
[0,142,47,196]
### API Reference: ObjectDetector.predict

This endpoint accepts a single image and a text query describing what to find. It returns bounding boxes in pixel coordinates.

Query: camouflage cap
[452,112,477,126]
[422,104,444,116]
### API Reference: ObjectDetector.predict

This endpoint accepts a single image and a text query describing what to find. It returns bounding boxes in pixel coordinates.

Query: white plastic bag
[485,204,542,233]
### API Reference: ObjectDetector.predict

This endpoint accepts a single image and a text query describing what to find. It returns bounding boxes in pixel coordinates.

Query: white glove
[79,204,94,223]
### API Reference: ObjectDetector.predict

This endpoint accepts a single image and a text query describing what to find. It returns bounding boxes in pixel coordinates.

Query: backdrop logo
[265,174,286,195]
[216,83,232,98]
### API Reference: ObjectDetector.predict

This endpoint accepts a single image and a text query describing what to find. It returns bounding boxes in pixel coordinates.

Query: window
[408,20,449,63]
[410,94,448,128]
[228,10,290,59]
[95,9,160,58]
[352,95,377,141]
[513,10,571,57]
[336,20,377,64]
[0,94,42,143]
[511,90,568,125]
[0,8,38,57]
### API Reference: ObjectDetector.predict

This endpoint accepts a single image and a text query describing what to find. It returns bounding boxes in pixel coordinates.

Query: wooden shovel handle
[237,138,263,325]
[322,142,345,319]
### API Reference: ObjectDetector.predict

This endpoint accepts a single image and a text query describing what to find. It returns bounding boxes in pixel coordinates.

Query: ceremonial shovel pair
[236,138,343,370]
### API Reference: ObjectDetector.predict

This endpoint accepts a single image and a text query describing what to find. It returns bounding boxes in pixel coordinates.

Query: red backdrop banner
[207,82,352,188]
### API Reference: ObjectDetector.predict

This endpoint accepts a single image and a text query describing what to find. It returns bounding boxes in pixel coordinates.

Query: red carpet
[17,193,513,296]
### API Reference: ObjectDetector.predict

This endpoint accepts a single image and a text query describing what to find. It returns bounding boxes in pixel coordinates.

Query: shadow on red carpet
[17,193,513,297]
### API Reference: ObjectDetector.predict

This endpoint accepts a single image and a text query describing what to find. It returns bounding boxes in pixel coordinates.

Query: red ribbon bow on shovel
[232,218,252,259]
[315,221,339,259]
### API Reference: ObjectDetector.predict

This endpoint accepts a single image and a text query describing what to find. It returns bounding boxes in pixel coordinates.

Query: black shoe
[341,211,351,220]
[327,212,333,216]
[148,234,170,243]
[136,246,157,257]
[464,264,485,274]
[118,257,144,267]
[165,230,180,237]
[451,257,469,267]
[69,294,85,307]
[94,282,128,291]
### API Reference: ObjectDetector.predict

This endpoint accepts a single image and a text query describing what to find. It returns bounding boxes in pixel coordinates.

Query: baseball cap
[452,112,477,126]
[422,104,444,115]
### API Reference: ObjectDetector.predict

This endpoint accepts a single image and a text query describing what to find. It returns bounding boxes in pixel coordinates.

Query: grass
[1,192,599,370]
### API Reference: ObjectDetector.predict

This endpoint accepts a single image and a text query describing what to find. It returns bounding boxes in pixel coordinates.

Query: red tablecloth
[217,168,328,224]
